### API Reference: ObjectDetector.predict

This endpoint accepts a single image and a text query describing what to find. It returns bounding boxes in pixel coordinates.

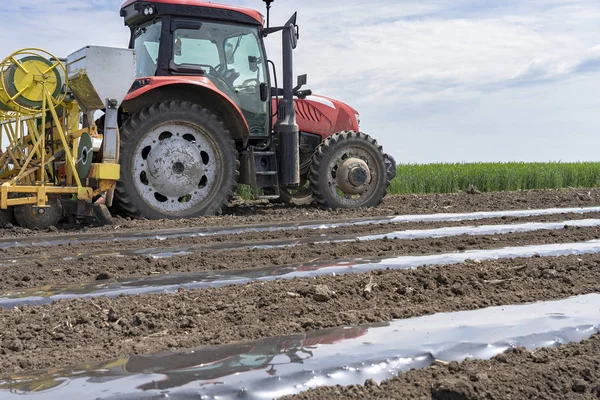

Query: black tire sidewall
[119,102,237,219]
[311,132,388,209]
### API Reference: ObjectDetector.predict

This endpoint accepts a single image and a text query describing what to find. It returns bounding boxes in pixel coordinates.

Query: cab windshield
[133,21,162,78]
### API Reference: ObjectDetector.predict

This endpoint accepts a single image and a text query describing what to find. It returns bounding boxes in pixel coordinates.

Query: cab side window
[173,28,219,67]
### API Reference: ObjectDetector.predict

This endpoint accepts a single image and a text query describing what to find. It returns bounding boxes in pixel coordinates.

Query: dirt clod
[572,379,587,393]
[431,378,478,400]
[311,285,334,302]
[464,185,481,195]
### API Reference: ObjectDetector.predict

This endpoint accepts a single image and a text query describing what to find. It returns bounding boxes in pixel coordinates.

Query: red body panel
[123,76,249,130]
[120,0,264,25]
[272,95,360,139]
[126,78,357,140]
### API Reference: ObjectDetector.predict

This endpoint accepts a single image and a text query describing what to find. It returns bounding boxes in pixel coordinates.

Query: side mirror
[297,74,307,87]
[293,74,307,93]
[286,13,299,50]
[175,36,182,56]
[248,56,259,72]
[260,82,269,102]
[290,25,298,50]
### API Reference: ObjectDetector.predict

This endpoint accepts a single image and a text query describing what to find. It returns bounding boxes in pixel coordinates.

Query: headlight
[144,6,154,15]
[355,114,361,128]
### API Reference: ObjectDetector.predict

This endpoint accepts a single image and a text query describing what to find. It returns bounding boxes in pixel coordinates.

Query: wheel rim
[325,146,380,207]
[132,122,222,215]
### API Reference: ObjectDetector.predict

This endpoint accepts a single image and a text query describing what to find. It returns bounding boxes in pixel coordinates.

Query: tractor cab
[121,0,271,138]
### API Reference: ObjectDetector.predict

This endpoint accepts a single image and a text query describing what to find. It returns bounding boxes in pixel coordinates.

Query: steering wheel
[242,78,260,86]
[237,78,260,94]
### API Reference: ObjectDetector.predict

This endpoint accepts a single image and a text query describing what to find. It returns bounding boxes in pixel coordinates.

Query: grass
[388,162,600,195]
[234,184,255,199]
[234,162,600,199]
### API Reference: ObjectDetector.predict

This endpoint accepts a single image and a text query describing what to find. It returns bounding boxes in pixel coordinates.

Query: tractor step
[239,148,281,199]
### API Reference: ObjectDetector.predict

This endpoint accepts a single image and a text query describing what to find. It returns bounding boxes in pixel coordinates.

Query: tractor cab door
[170,22,270,138]
[223,33,270,137]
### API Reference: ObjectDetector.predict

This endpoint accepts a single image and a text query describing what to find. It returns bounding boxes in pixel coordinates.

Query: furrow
[1,294,598,399]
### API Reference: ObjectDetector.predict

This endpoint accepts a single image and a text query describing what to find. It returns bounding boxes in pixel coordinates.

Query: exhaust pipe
[272,13,300,187]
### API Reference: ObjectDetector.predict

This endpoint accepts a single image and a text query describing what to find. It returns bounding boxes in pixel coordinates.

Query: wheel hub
[132,122,220,215]
[337,157,371,195]
[146,138,204,198]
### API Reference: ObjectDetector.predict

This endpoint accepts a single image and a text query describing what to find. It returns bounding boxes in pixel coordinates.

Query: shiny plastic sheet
[1,206,599,249]
[3,218,600,265]
[3,239,600,308]
[1,294,599,399]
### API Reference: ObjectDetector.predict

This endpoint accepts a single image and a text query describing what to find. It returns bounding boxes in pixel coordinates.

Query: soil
[2,190,600,398]
[1,188,599,238]
[3,210,600,259]
[285,332,600,400]
[1,221,600,290]
[1,252,600,375]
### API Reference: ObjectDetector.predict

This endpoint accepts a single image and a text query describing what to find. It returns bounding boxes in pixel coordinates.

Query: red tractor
[113,0,395,220]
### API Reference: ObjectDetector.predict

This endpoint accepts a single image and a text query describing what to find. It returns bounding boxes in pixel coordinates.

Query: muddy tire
[309,131,389,209]
[270,152,314,206]
[274,172,314,206]
[384,153,397,181]
[114,101,238,219]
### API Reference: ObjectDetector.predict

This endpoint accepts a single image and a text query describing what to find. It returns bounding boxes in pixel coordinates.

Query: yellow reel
[0,48,68,115]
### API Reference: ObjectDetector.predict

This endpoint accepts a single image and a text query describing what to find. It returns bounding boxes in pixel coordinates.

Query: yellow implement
[0,48,124,228]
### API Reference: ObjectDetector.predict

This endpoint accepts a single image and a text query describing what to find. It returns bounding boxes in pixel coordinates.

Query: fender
[122,76,250,146]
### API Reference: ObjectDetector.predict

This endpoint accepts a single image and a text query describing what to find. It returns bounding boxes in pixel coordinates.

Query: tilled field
[1,189,600,399]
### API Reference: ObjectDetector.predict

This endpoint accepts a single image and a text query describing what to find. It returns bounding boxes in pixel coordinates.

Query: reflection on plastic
[3,239,600,308]
[1,294,599,399]
[3,218,600,265]
[1,206,599,249]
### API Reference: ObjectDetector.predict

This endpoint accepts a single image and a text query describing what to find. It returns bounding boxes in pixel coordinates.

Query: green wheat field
[388,162,600,194]
[235,162,600,199]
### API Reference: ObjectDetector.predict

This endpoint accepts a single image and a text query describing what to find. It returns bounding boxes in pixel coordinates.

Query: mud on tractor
[0,0,396,229]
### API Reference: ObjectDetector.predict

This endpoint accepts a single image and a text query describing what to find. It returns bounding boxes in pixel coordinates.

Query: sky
[1,0,600,163]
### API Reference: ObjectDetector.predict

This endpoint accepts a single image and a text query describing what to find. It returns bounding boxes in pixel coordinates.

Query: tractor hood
[273,94,360,139]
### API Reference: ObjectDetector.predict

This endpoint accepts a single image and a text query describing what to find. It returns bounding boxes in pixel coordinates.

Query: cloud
[0,0,128,58]
[0,0,599,162]
[274,0,600,105]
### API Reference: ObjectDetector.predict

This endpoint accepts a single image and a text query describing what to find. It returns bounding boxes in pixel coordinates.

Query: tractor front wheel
[114,101,238,219]
[309,131,390,209]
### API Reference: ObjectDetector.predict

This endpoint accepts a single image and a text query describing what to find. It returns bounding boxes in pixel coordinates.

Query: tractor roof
[120,0,264,26]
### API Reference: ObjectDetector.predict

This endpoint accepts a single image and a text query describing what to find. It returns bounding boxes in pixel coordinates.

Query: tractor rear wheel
[114,101,238,219]
[309,131,389,209]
